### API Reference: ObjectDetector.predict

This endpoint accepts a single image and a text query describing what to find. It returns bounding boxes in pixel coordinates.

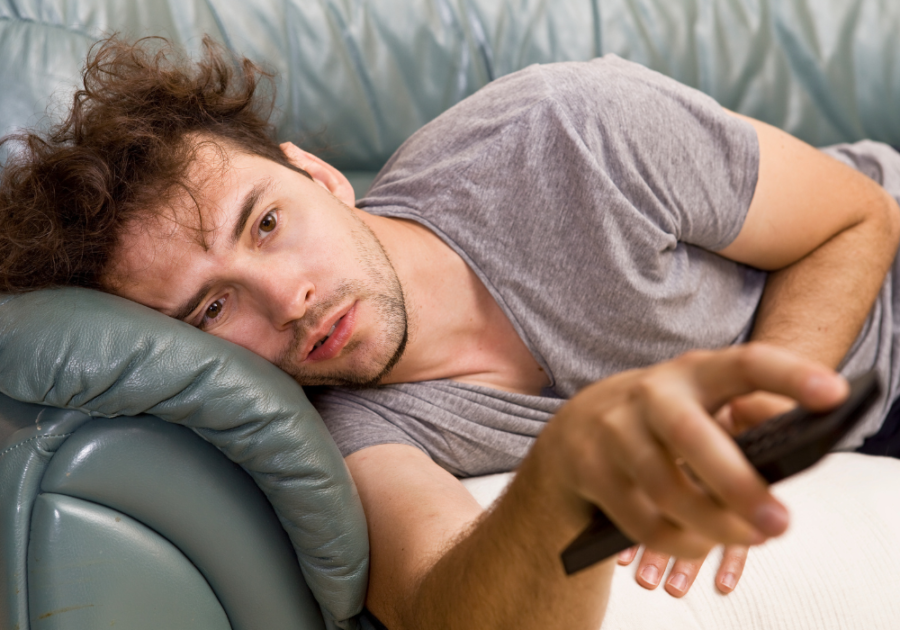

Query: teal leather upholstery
[35,416,323,630]
[3,1,900,629]
[30,493,231,630]
[0,290,367,629]
[3,0,900,193]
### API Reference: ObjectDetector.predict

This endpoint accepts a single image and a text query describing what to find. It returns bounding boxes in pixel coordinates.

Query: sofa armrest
[0,288,368,629]
[0,397,325,629]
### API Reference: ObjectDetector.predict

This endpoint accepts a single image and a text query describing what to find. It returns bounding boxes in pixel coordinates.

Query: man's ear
[279,142,356,207]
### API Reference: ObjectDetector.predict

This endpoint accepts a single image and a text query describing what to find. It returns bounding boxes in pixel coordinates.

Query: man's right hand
[538,342,849,561]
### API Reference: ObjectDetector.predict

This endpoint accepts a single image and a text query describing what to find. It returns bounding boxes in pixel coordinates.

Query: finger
[664,555,706,597]
[610,412,766,546]
[583,460,717,558]
[688,343,848,413]
[636,360,797,539]
[729,391,796,434]
[649,391,789,539]
[716,545,749,594]
[714,402,735,432]
[617,546,639,565]
[634,548,671,590]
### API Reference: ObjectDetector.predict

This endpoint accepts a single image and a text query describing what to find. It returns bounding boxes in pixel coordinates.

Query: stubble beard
[275,211,409,389]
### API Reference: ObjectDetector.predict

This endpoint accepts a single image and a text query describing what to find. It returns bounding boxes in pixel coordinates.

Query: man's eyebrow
[230,177,274,246]
[171,279,216,323]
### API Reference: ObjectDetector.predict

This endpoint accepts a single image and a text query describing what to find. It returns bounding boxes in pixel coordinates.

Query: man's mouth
[312,323,338,351]
[304,302,357,362]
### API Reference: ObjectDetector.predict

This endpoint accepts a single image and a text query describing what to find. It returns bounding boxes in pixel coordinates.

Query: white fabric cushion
[460,453,900,629]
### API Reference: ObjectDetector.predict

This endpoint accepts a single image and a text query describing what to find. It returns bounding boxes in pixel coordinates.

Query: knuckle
[592,412,629,455]
[629,374,661,404]
[666,412,697,444]
[629,377,682,422]
[658,407,702,450]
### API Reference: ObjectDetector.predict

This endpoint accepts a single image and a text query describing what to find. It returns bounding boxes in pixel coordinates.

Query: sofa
[2,1,900,629]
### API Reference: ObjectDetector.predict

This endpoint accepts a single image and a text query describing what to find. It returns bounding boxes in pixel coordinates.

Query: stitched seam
[0,433,74,458]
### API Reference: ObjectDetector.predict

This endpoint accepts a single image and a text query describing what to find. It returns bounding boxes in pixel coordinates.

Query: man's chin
[288,366,391,390]
[292,370,384,390]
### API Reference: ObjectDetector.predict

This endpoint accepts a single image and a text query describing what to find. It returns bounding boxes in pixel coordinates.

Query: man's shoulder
[410,54,658,132]
[482,54,663,100]
[362,54,704,199]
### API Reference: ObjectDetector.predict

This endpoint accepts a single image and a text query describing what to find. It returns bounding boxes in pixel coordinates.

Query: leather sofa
[2,1,900,629]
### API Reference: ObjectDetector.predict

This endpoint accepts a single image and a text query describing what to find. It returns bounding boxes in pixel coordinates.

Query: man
[2,36,899,629]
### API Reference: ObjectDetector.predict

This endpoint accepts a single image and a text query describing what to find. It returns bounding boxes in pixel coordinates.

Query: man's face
[105,143,408,387]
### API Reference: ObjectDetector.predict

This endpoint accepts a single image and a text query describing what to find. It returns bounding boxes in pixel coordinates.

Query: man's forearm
[399,442,613,630]
[750,195,900,367]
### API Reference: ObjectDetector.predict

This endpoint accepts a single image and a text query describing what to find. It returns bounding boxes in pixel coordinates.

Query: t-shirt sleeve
[306,388,430,459]
[532,55,760,251]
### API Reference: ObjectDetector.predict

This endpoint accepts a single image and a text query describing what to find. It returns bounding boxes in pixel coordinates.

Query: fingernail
[639,565,660,586]
[617,548,635,564]
[755,503,788,536]
[721,572,737,591]
[667,573,687,594]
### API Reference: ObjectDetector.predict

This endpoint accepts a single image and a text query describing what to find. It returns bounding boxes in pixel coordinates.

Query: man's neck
[355,209,550,395]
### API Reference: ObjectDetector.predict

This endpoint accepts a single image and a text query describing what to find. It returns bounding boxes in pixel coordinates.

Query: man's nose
[259,274,313,331]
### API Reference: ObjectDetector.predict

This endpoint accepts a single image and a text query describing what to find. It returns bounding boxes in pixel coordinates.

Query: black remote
[560,370,882,575]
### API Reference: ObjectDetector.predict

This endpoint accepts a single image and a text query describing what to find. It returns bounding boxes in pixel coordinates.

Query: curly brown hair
[0,35,308,293]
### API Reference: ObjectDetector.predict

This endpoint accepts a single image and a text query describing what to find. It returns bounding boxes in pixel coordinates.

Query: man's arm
[720,113,900,371]
[348,346,848,630]
[625,113,900,597]
[348,444,613,630]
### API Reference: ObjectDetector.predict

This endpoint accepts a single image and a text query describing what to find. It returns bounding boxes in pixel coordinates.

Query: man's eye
[204,299,224,322]
[259,212,277,234]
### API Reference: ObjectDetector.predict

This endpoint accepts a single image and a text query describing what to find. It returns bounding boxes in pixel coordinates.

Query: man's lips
[304,302,357,362]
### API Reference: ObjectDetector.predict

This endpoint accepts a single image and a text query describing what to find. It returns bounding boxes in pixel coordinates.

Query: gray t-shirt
[311,55,900,477]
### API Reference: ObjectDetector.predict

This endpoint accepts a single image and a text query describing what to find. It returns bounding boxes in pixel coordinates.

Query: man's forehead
[150,140,254,244]
[104,206,204,290]
[103,145,236,285]
[107,142,279,283]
